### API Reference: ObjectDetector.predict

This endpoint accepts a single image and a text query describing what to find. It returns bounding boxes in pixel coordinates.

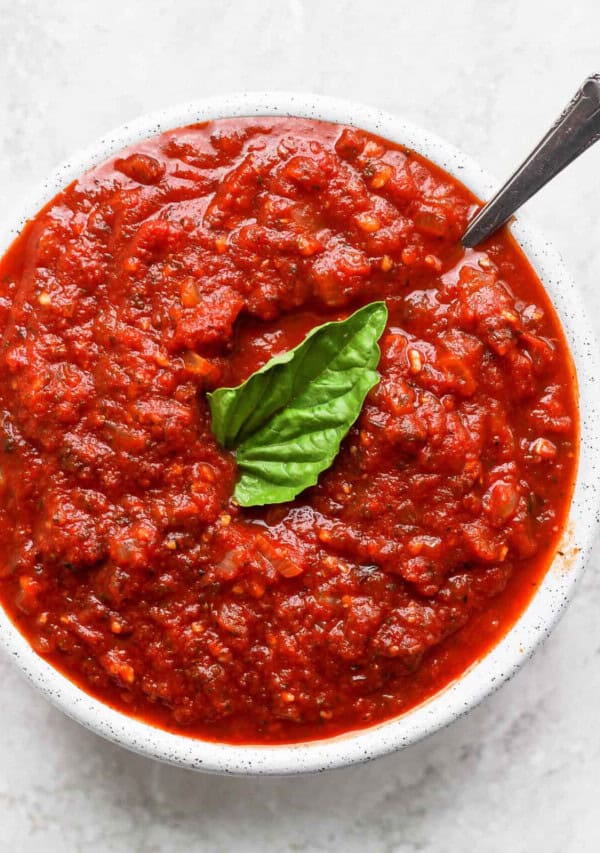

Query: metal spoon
[461,74,600,248]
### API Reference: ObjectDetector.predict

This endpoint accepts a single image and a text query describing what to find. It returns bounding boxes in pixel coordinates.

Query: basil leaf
[208,301,388,507]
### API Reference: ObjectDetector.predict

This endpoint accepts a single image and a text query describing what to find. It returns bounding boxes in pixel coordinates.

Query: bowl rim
[0,91,598,776]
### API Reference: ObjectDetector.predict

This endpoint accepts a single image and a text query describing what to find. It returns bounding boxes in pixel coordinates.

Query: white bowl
[0,92,598,776]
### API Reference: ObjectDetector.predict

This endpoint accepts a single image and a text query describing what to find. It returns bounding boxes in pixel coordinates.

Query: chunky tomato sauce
[0,118,577,743]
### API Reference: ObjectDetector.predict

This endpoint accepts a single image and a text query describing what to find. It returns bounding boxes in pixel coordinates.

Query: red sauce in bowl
[0,118,577,744]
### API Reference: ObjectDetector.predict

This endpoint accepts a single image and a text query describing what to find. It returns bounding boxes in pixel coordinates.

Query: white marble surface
[1,1,600,850]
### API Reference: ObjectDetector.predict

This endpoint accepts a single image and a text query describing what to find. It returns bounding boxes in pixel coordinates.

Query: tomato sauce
[0,118,577,743]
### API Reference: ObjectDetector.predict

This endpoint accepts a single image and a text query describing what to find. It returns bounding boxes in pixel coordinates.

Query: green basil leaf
[208,301,388,506]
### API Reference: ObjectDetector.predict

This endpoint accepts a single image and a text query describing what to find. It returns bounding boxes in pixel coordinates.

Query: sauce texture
[0,118,577,743]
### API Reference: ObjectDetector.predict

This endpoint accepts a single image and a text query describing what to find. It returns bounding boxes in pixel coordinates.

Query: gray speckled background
[1,1,600,850]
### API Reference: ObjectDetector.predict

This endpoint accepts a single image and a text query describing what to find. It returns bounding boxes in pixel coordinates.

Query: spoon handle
[462,74,600,248]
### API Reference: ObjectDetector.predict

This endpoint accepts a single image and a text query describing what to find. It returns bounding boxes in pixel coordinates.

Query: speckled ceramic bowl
[0,93,598,776]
